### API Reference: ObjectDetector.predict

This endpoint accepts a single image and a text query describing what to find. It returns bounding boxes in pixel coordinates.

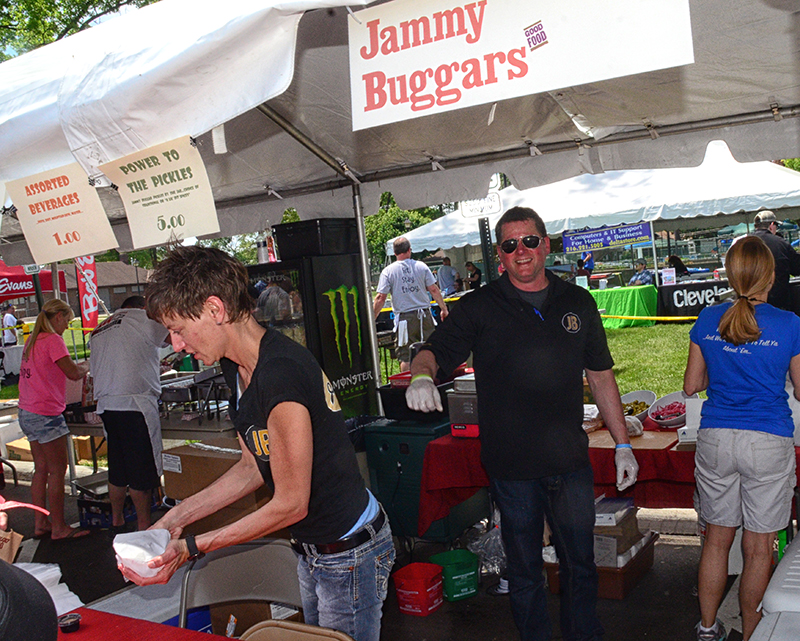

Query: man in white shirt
[2,304,17,347]
[373,237,448,372]
[90,296,168,531]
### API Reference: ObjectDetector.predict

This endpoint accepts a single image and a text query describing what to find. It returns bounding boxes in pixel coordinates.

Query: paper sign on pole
[99,136,219,249]
[5,163,118,264]
[349,0,694,130]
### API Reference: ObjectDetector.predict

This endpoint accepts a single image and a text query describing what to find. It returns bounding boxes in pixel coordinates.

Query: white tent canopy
[1,0,800,266]
[388,141,800,255]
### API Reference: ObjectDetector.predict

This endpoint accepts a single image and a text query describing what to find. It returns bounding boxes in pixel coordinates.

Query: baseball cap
[754,210,777,225]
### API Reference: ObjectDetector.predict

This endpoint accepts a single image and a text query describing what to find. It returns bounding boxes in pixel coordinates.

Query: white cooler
[761,535,800,615]
[750,612,800,641]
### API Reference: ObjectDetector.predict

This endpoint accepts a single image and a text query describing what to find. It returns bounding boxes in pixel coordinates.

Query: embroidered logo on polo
[245,425,270,462]
[562,313,581,333]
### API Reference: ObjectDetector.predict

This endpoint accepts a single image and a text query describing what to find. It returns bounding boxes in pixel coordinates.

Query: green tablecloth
[590,285,657,329]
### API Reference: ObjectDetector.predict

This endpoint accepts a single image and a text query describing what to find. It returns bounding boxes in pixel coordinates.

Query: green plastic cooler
[365,418,490,542]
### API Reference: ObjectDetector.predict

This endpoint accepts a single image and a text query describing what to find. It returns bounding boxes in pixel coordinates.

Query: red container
[451,423,480,438]
[389,372,413,388]
[393,563,443,616]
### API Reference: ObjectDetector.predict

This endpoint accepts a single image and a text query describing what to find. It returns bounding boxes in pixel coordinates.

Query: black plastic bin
[273,218,359,259]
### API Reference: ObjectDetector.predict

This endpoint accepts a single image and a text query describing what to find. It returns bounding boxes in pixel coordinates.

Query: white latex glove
[615,447,639,491]
[405,375,442,413]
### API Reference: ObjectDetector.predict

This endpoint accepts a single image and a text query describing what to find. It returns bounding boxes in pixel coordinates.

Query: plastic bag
[467,524,507,576]
[625,415,644,437]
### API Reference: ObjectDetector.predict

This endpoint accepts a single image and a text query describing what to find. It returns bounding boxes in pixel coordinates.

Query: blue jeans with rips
[296,516,395,641]
[491,465,603,641]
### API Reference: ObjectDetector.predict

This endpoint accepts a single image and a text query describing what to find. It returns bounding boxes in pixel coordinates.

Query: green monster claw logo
[323,285,362,366]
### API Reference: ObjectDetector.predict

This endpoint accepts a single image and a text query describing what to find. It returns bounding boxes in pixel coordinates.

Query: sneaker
[695,619,727,641]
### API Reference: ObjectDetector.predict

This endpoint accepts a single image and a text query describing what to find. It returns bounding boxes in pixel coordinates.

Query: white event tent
[1,0,800,265]
[388,141,800,255]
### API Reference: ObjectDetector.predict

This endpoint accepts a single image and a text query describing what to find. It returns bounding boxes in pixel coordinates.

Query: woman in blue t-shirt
[684,235,800,641]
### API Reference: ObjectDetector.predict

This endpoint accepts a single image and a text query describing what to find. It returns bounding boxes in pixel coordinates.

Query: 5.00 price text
[157,214,186,232]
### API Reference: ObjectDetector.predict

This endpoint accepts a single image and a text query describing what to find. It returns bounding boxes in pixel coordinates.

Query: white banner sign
[99,136,219,249]
[5,163,118,263]
[349,0,694,130]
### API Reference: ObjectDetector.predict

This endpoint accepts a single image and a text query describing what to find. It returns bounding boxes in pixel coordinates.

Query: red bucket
[393,562,443,617]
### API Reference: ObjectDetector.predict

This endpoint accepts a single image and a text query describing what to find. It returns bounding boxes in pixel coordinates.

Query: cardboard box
[210,601,303,637]
[593,508,643,567]
[161,438,286,537]
[6,437,32,461]
[546,532,659,599]
[73,435,108,461]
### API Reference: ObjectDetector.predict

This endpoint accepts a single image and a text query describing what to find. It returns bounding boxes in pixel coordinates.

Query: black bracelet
[185,535,205,560]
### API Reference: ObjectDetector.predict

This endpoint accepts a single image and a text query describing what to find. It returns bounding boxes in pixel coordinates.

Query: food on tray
[622,400,649,416]
[651,401,686,421]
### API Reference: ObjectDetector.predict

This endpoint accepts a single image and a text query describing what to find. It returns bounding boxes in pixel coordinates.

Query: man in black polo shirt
[751,210,800,310]
[406,207,638,641]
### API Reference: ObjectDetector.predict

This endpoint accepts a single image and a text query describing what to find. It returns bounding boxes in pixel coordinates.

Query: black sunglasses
[500,235,543,254]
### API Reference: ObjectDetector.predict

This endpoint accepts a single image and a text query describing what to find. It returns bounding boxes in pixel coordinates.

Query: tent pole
[649,221,660,287]
[352,184,384,413]
[49,262,61,300]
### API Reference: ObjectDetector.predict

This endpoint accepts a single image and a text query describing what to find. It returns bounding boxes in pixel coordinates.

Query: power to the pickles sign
[348,0,693,130]
[5,163,118,263]
[99,136,219,249]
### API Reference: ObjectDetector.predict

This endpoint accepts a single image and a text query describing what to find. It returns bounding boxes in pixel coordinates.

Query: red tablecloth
[418,434,800,536]
[57,608,229,640]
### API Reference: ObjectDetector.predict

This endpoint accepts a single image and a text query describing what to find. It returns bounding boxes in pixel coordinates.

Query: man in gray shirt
[373,237,448,372]
[90,296,168,531]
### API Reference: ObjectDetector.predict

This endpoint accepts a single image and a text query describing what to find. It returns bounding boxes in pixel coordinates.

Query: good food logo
[523,21,548,51]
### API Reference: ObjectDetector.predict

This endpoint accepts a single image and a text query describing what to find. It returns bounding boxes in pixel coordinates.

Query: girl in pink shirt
[18,299,90,540]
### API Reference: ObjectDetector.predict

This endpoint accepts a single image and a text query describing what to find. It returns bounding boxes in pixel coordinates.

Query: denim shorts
[695,428,795,533]
[18,408,70,444]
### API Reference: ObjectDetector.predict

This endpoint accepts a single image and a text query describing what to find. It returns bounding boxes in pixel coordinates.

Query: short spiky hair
[495,206,547,243]
[145,245,252,324]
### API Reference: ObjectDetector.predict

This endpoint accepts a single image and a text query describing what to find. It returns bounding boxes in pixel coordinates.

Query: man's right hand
[406,375,443,412]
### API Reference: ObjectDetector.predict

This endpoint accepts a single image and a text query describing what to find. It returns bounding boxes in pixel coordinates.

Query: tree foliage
[782,159,800,173]
[1,0,157,62]
[363,193,446,273]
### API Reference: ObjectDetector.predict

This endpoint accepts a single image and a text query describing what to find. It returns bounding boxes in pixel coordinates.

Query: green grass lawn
[606,323,693,398]
[379,322,695,399]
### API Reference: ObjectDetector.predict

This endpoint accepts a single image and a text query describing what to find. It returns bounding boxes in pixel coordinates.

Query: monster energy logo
[323,285,362,366]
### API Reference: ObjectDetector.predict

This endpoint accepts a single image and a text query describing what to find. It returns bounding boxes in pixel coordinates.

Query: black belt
[291,509,385,556]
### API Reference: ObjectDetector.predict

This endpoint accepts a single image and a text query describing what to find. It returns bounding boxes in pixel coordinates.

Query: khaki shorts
[695,428,795,533]
[394,310,435,363]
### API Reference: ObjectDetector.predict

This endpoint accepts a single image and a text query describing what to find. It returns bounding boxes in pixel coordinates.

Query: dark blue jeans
[491,465,603,641]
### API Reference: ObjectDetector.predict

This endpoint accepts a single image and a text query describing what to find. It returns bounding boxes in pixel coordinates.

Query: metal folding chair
[178,538,302,628]
[240,619,355,640]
